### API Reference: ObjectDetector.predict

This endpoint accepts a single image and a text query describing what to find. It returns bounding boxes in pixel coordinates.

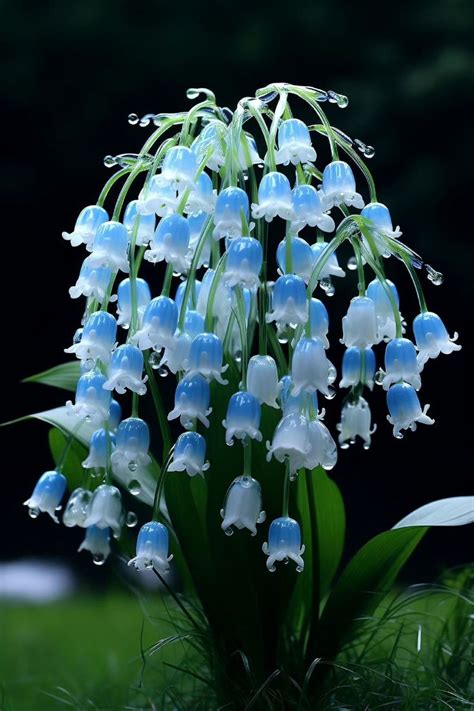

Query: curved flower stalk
[21,84,466,693]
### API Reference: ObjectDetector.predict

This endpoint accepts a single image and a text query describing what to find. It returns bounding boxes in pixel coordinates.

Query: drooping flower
[187,213,211,269]
[185,172,216,215]
[83,484,125,538]
[24,471,67,523]
[382,338,421,390]
[276,119,316,166]
[128,521,173,573]
[65,310,117,365]
[337,397,376,449]
[276,236,314,283]
[115,277,151,329]
[291,184,335,233]
[82,428,116,469]
[222,391,262,444]
[320,160,364,210]
[291,337,331,396]
[136,176,178,216]
[213,186,250,240]
[366,278,401,340]
[341,296,380,348]
[88,221,130,273]
[386,382,434,437]
[69,257,114,303]
[78,525,111,565]
[156,146,197,191]
[311,241,346,280]
[251,171,294,222]
[266,413,310,474]
[123,200,156,246]
[132,296,178,351]
[413,312,461,368]
[144,214,191,274]
[360,201,401,256]
[167,373,212,429]
[62,205,109,250]
[339,347,376,390]
[223,237,263,289]
[262,517,305,572]
[266,275,308,329]
[306,418,338,471]
[66,370,111,424]
[279,375,318,416]
[111,417,152,477]
[168,432,209,477]
[103,344,147,395]
[63,488,93,528]
[247,355,280,408]
[308,298,330,348]
[186,333,228,384]
[221,476,266,536]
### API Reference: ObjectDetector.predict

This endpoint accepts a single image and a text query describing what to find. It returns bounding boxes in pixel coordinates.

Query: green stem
[282,459,291,517]
[290,86,339,160]
[234,286,248,386]
[161,264,174,297]
[400,254,428,313]
[152,446,176,521]
[204,256,226,332]
[266,91,288,171]
[243,438,252,476]
[97,167,131,207]
[144,357,172,459]
[351,238,366,296]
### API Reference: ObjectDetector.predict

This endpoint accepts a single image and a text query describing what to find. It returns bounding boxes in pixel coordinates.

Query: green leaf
[307,526,427,665]
[22,362,81,391]
[48,427,89,491]
[311,467,345,600]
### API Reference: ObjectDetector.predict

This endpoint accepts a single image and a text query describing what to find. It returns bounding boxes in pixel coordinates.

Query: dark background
[1,0,472,578]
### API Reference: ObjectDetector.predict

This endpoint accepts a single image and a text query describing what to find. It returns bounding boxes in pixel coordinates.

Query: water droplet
[296,565,304,573]
[83,357,95,371]
[347,256,357,271]
[128,460,138,472]
[128,113,139,125]
[327,90,339,104]
[363,443,370,450]
[126,511,138,527]
[226,439,234,447]
[224,527,234,536]
[85,415,91,423]
[103,155,116,168]
[325,387,337,400]
[340,442,349,450]
[148,351,161,369]
[92,554,106,566]
[186,88,200,100]
[145,561,154,569]
[375,368,385,385]
[28,507,40,519]
[364,145,375,158]
[73,328,83,344]
[320,277,335,296]
[426,264,444,286]
[337,94,349,109]
[395,432,404,440]
[327,90,348,108]
[277,335,288,344]
[158,366,168,378]
[128,479,142,496]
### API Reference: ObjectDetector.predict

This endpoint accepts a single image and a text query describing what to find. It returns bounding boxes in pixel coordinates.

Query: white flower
[341,296,380,348]
[83,484,125,538]
[337,397,376,449]
[220,476,266,536]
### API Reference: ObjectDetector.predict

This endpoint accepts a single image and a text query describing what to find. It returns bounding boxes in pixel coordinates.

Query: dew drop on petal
[128,460,138,472]
[92,554,106,566]
[28,507,40,519]
[127,479,142,496]
[73,328,83,344]
[126,511,138,527]
[347,256,357,271]
[426,264,444,286]
[148,351,161,369]
[224,527,234,537]
[128,113,139,125]
[158,366,168,378]
[103,155,117,168]
[375,368,385,385]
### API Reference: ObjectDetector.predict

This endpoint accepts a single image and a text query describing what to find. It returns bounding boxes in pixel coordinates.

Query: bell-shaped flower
[144,214,190,274]
[247,355,280,408]
[266,275,308,329]
[341,296,380,348]
[82,428,116,469]
[69,257,114,303]
[66,370,111,424]
[116,277,151,329]
[109,399,122,431]
[279,375,318,416]
[136,176,178,216]
[291,185,335,233]
[366,278,401,340]
[291,337,331,396]
[224,237,263,289]
[156,146,197,191]
[306,418,338,471]
[387,382,434,437]
[266,413,310,474]
[103,344,147,395]
[237,133,262,169]
[192,120,227,171]
[24,470,67,523]
[62,205,109,250]
[65,311,117,365]
[175,278,202,316]
[186,332,228,384]
[382,338,421,390]
[321,160,364,210]
[123,200,155,247]
[132,296,178,351]
[168,432,209,477]
[361,201,401,256]
[276,119,316,166]
[337,397,376,449]
[128,521,173,573]
[78,525,111,564]
[213,186,249,240]
[251,171,294,222]
[88,221,130,273]
[277,236,314,283]
[222,391,262,444]
[196,269,233,328]
[111,417,151,477]
[183,310,205,339]
[158,331,193,375]
[413,311,461,368]
[167,373,212,428]
[221,476,265,536]
[311,241,346,280]
[262,517,305,572]
[83,484,125,538]
[340,347,376,390]
[188,213,211,269]
[185,172,216,215]
[63,488,93,528]
[309,298,330,348]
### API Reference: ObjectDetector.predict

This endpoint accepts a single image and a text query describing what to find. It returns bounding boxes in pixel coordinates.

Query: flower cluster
[26,84,461,575]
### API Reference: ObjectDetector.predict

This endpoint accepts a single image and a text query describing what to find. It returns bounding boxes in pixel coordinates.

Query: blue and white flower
[144,214,191,273]
[266,413,310,474]
[128,521,173,573]
[62,205,109,250]
[311,241,346,280]
[262,517,305,572]
[132,296,178,351]
[103,344,147,395]
[222,391,262,444]
[111,417,152,477]
[224,237,263,289]
[168,432,209,477]
[320,160,364,210]
[266,275,308,329]
[82,428,116,469]
[63,488,93,528]
[366,278,401,341]
[137,176,178,216]
[251,171,294,222]
[340,347,376,390]
[276,119,316,166]
[116,277,151,329]
[24,471,67,523]
[306,418,338,471]
[291,337,331,396]
[386,382,434,437]
[308,298,330,348]
[65,311,117,364]
[213,186,250,240]
[277,236,314,283]
[185,172,216,215]
[78,525,111,564]
[167,373,212,429]
[156,146,197,191]
[88,221,130,273]
[69,258,114,303]
[186,333,228,384]
[413,312,461,368]
[382,338,421,390]
[291,184,335,233]
[360,201,401,257]
[123,200,155,246]
[66,370,111,424]
[221,476,266,536]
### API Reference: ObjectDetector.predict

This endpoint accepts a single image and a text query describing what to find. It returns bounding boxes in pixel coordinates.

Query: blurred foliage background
[0,0,473,706]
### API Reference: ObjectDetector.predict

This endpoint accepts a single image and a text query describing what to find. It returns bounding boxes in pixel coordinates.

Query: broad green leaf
[393,496,474,528]
[307,527,427,665]
[23,362,81,391]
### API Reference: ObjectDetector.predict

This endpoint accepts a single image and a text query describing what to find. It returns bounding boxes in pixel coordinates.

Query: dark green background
[1,0,472,572]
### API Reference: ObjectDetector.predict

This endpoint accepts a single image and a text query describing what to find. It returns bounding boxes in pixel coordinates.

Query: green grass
[0,588,186,711]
